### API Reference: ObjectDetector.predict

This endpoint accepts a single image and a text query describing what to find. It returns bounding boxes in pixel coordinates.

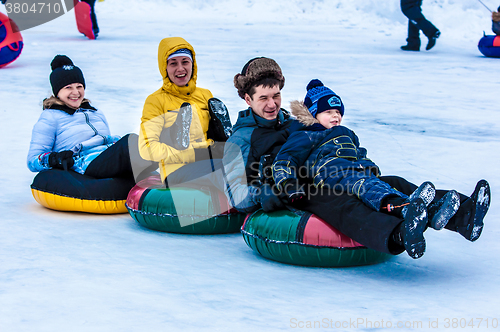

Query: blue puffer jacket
[27,101,120,174]
[272,103,379,190]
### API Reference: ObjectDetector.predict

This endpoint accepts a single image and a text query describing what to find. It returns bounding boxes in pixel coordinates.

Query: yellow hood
[158,37,198,97]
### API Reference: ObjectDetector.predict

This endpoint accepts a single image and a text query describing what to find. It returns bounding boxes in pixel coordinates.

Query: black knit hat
[49,55,85,96]
[233,57,285,99]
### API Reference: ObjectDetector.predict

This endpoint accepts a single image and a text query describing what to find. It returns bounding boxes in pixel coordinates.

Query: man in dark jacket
[223,57,490,258]
[400,0,440,51]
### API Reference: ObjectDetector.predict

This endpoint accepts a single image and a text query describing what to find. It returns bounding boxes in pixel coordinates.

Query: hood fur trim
[290,100,318,126]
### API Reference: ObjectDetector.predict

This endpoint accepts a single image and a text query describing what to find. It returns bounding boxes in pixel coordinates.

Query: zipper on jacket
[82,110,105,139]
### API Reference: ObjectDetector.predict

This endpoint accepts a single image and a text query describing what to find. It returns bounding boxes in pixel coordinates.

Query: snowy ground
[1,0,499,331]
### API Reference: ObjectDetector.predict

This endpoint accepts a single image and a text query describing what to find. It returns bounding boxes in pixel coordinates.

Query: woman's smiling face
[57,83,85,109]
[166,56,193,87]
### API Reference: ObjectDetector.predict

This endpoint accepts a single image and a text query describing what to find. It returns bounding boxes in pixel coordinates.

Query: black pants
[81,0,99,34]
[400,0,438,46]
[84,133,157,181]
[164,158,226,192]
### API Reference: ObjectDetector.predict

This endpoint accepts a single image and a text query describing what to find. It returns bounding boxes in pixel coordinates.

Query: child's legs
[338,174,407,212]
[379,175,470,230]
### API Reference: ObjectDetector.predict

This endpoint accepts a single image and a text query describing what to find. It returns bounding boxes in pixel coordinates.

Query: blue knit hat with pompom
[303,79,344,118]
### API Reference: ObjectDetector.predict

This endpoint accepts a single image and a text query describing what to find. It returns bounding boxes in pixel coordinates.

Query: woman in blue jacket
[27,55,154,181]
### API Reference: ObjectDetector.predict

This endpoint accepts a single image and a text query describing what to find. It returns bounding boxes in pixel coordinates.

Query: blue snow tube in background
[0,12,23,68]
[478,35,500,58]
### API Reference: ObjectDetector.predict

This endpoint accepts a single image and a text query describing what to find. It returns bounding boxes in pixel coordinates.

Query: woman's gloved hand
[48,150,75,170]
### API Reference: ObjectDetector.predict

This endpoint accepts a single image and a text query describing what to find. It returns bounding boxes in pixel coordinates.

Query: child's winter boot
[427,190,460,230]
[391,198,428,259]
[401,181,435,216]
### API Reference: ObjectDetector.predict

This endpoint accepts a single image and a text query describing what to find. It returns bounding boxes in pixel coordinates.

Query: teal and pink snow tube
[478,35,500,58]
[241,209,392,267]
[126,175,245,234]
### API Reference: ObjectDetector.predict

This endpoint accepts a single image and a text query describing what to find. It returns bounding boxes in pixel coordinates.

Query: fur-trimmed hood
[290,100,318,126]
[158,37,197,97]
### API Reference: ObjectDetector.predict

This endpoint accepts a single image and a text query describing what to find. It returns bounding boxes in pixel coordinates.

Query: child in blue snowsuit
[272,79,460,259]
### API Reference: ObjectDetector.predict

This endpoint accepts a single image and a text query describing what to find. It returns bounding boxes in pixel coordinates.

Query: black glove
[48,150,74,170]
[258,154,273,184]
[194,148,211,161]
[209,142,225,159]
[280,180,306,205]
[194,142,225,161]
[1,0,7,4]
[256,183,286,212]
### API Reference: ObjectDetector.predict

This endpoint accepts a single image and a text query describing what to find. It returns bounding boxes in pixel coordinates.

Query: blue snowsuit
[272,122,407,212]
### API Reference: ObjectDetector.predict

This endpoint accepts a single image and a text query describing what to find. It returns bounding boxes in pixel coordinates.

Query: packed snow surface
[1,0,499,331]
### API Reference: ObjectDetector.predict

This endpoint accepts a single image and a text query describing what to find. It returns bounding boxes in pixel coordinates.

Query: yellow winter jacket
[139,37,213,181]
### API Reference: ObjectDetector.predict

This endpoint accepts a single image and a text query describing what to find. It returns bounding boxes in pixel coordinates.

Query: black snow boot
[207,98,232,142]
[427,190,460,230]
[426,30,440,50]
[401,44,420,51]
[401,181,435,216]
[391,198,428,259]
[456,180,491,242]
[170,102,192,150]
[381,182,434,217]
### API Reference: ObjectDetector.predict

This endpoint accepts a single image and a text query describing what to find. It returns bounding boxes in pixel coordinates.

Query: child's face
[57,83,85,109]
[316,109,342,128]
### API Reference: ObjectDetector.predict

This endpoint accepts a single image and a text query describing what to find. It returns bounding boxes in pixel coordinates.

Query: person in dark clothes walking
[400,0,440,51]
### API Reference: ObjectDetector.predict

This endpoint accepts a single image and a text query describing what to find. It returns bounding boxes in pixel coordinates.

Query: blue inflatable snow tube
[478,35,500,58]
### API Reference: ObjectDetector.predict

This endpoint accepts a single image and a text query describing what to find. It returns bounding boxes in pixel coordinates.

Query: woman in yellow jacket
[139,37,215,182]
